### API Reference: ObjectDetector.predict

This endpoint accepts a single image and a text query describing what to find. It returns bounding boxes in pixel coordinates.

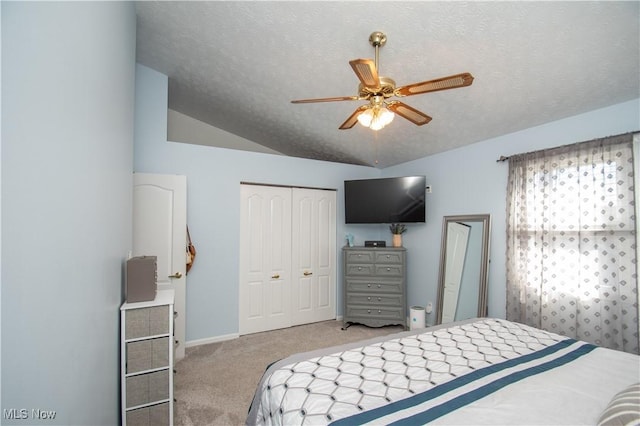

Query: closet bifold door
[291,188,336,326]
[239,184,292,335]
[239,184,337,336]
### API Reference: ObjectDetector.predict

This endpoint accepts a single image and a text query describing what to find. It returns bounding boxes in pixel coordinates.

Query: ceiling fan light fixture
[357,108,374,127]
[377,106,395,128]
[358,105,394,131]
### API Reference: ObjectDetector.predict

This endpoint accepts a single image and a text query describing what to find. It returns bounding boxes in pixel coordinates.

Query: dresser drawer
[346,279,402,293]
[126,402,169,426]
[345,264,375,276]
[126,370,170,408]
[344,251,375,264]
[125,306,170,340]
[346,292,404,307]
[374,251,404,264]
[126,337,170,374]
[374,264,404,277]
[346,305,405,321]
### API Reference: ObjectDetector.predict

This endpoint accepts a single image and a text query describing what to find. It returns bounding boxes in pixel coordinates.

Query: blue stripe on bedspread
[330,339,596,426]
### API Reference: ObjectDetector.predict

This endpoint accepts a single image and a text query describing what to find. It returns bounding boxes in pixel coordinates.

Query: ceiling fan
[291,31,474,131]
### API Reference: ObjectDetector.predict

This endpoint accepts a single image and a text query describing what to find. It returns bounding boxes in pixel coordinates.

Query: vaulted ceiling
[135,1,639,168]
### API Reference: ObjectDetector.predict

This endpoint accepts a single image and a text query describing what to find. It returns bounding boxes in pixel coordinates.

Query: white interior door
[133,173,187,360]
[441,222,471,324]
[291,188,336,325]
[239,185,292,335]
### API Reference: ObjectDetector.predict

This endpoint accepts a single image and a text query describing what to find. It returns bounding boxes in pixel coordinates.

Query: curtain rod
[496,131,638,163]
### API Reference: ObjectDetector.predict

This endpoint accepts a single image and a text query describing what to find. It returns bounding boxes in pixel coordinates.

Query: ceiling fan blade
[387,101,432,126]
[349,59,380,90]
[291,96,359,104]
[339,105,369,130]
[395,72,474,97]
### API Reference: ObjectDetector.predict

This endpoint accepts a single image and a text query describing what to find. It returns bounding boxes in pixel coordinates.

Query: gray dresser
[342,247,407,329]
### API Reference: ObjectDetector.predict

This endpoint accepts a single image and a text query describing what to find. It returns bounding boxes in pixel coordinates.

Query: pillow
[597,383,640,426]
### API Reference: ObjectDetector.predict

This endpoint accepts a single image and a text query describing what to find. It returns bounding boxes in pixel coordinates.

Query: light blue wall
[1,3,136,424]
[383,98,640,325]
[134,65,382,341]
[135,65,639,343]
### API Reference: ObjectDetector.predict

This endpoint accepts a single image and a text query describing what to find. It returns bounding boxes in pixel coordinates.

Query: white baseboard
[185,332,239,348]
[186,316,345,349]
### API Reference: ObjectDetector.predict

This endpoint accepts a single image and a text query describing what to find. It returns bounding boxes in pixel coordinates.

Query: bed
[246,318,639,425]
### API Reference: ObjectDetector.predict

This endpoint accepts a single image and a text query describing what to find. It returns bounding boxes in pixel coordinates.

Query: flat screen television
[344,176,426,224]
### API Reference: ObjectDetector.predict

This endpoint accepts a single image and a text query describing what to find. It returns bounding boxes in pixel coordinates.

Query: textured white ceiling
[135,1,639,168]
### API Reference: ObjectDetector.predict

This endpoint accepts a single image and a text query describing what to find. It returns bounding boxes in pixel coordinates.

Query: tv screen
[344,176,426,224]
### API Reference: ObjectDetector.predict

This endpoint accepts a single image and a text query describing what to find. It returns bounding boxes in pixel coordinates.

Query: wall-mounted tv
[344,176,426,224]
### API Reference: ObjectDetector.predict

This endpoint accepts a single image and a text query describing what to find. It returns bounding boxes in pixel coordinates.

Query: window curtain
[506,132,638,354]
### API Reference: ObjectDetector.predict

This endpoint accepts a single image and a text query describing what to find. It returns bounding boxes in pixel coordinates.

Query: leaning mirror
[436,214,491,325]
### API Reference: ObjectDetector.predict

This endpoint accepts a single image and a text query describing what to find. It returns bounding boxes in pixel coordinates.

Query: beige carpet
[174,320,405,425]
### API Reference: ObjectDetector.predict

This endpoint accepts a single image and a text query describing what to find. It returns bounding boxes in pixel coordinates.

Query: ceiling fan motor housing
[358,76,396,98]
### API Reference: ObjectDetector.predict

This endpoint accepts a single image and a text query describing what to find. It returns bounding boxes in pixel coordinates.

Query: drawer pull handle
[386,267,391,271]
[377,284,381,288]
[367,283,371,288]
[169,272,182,279]
[378,310,381,314]
[303,271,313,276]
[367,309,371,314]
[378,297,381,302]
[386,255,391,259]
[358,267,362,271]
[367,297,371,301]
[272,274,280,279]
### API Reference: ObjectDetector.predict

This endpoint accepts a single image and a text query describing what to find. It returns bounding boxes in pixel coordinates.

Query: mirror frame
[435,214,491,325]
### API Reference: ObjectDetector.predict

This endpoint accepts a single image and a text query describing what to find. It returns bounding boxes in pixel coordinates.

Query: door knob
[169,272,182,279]
[272,274,280,279]
[303,271,313,276]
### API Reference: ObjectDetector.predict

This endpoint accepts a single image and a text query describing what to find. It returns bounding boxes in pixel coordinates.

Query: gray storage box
[126,256,157,303]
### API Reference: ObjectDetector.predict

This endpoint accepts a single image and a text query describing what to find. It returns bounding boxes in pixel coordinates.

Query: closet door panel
[240,185,292,335]
[292,188,336,325]
[316,192,336,313]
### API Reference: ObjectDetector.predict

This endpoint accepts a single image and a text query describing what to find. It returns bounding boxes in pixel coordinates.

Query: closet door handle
[303,271,313,276]
[272,274,280,279]
[169,272,182,279]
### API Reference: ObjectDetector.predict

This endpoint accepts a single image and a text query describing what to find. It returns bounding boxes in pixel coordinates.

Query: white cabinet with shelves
[121,289,175,426]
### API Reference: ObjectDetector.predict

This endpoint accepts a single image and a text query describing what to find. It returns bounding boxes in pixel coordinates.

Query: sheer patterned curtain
[506,132,639,354]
